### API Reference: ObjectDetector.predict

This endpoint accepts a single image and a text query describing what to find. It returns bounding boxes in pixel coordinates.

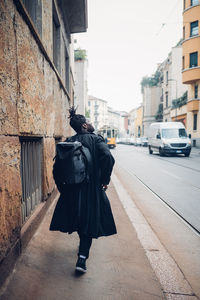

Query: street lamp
[168,78,178,121]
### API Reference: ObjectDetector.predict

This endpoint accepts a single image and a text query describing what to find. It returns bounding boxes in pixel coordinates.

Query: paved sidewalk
[1,183,164,300]
[191,147,200,156]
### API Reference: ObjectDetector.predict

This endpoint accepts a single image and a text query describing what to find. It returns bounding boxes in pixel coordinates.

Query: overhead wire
[155,0,181,36]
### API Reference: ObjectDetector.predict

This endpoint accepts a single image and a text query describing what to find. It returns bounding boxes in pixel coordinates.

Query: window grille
[20,138,42,224]
[22,0,42,37]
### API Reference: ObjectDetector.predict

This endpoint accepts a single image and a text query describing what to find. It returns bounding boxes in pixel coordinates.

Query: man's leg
[76,233,92,273]
[78,233,92,259]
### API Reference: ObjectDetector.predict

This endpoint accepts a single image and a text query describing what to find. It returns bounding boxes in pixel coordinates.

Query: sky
[75,0,183,112]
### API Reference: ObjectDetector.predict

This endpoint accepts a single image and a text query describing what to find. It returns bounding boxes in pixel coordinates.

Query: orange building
[182,0,200,147]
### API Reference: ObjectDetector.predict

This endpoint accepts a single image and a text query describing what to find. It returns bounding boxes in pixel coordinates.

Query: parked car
[141,137,148,147]
[135,137,142,146]
[130,137,136,145]
[148,122,191,157]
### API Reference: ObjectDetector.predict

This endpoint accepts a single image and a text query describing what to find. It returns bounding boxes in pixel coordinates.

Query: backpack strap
[81,146,92,178]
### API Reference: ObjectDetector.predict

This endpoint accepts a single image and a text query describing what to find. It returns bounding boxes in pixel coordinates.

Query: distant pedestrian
[49,107,117,273]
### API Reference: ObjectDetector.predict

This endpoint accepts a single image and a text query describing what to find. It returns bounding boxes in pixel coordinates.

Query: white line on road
[162,170,182,180]
[112,172,197,300]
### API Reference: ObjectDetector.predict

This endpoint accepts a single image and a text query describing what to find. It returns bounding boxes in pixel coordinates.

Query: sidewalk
[191,147,200,156]
[0,183,164,300]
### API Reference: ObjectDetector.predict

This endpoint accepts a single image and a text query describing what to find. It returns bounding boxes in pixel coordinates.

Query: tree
[74,48,87,61]
[172,91,188,109]
[85,109,90,118]
[140,71,161,93]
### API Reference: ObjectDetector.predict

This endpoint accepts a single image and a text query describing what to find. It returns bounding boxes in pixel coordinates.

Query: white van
[148,122,191,157]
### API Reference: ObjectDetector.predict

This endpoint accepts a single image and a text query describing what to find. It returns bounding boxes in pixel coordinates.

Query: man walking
[50,107,117,273]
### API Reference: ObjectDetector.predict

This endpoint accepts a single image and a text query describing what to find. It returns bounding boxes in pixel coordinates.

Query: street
[1,144,200,299]
[112,145,200,233]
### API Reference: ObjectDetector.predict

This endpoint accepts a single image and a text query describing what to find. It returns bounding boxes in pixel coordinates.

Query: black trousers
[78,233,92,259]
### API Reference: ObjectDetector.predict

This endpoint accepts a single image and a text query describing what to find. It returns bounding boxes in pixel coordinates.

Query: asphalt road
[112,144,200,233]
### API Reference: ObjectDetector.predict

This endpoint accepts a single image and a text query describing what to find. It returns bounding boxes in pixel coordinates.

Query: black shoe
[75,256,87,273]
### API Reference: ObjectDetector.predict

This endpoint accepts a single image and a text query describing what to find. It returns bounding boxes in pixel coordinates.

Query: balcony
[182,66,200,84]
[187,99,199,111]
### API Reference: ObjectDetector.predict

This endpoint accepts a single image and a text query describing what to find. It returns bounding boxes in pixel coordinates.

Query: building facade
[142,85,162,136]
[0,0,87,286]
[128,108,137,137]
[141,43,189,138]
[135,106,143,137]
[182,0,200,147]
[161,44,188,122]
[74,49,88,115]
[88,95,108,130]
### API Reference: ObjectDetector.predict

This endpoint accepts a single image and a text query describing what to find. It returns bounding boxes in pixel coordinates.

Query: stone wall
[0,136,21,262]
[0,0,73,272]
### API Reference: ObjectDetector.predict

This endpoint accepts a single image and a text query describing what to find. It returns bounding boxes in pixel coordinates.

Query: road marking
[162,170,181,180]
[112,172,197,300]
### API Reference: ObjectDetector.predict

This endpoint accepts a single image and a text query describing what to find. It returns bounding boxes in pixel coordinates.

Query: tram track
[119,163,200,236]
[152,153,200,174]
[113,145,200,234]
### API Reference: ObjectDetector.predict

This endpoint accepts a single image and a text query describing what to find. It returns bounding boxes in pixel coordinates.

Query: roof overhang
[60,0,88,34]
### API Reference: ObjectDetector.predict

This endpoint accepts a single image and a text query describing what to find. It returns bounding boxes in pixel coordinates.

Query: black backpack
[53,141,92,186]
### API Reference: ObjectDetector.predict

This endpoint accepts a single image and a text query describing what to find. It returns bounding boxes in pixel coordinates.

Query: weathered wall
[0,0,73,269]
[43,138,56,200]
[0,136,21,262]
[0,0,18,136]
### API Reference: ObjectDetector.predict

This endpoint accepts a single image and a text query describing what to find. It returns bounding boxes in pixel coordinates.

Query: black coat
[49,132,117,238]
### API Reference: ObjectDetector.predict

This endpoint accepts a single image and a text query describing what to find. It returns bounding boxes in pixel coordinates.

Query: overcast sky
[75,0,183,112]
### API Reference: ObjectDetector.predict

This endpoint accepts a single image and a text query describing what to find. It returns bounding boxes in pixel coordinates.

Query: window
[193,113,197,130]
[162,128,187,138]
[190,52,198,68]
[20,138,42,224]
[195,84,198,98]
[191,0,199,6]
[65,48,70,92]
[160,89,164,102]
[22,0,42,37]
[53,4,61,73]
[190,21,198,37]
[138,126,141,137]
[183,0,186,9]
[166,92,168,108]
[183,26,185,40]
[182,56,185,70]
[166,71,168,84]
[88,101,90,106]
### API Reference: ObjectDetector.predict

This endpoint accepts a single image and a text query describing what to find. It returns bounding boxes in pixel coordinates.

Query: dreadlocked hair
[68,106,77,119]
[68,106,86,133]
